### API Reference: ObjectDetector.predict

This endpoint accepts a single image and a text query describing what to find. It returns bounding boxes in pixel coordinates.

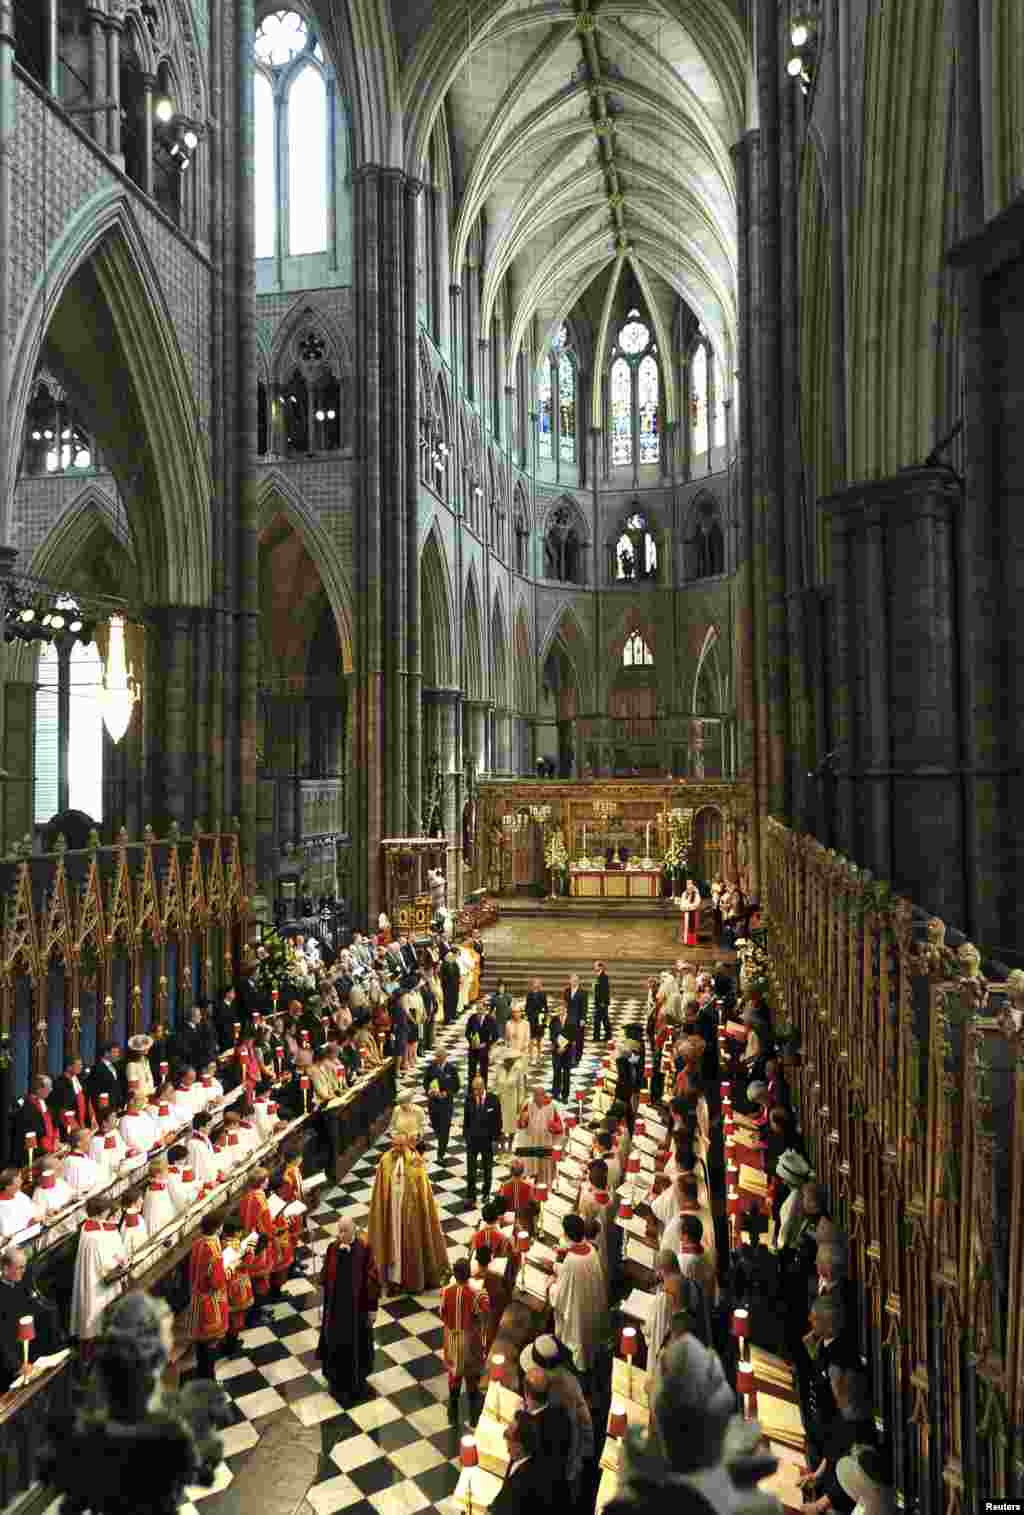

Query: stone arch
[538,601,591,710]
[693,625,727,714]
[463,566,485,700]
[491,586,509,709]
[27,482,134,583]
[682,488,727,580]
[420,523,455,687]
[513,601,532,714]
[315,0,401,169]
[6,191,212,604]
[268,296,353,385]
[255,469,355,673]
[692,805,725,881]
[540,494,589,585]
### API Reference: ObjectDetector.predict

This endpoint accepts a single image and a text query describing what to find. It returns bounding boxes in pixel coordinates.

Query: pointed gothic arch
[256,470,355,673]
[420,524,455,687]
[693,625,727,714]
[513,602,532,714]
[6,193,212,603]
[538,601,592,710]
[463,567,485,700]
[27,482,134,584]
[491,588,509,708]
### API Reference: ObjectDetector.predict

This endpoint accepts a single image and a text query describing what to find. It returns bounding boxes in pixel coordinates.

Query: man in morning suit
[463,1074,502,1203]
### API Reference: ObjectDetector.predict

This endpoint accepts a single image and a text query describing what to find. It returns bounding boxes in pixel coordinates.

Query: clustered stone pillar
[87,6,107,151]
[823,469,963,921]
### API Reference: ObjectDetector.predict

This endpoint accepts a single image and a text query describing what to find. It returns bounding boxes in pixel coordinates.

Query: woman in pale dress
[505,1004,530,1056]
[493,1054,526,1152]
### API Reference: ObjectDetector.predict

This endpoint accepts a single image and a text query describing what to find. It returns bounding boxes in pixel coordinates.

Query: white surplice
[70,1223,126,1339]
[550,1242,608,1373]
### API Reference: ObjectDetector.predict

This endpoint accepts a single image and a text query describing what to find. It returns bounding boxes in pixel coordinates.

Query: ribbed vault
[400,0,746,371]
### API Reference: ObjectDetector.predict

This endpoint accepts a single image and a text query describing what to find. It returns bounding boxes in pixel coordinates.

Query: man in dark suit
[48,1057,93,1135]
[180,1004,218,1072]
[490,1410,555,1515]
[463,1074,502,1202]
[522,1367,574,1486]
[13,1075,60,1163]
[592,962,611,1043]
[466,1004,498,1086]
[87,1043,124,1116]
[565,975,587,1064]
[396,935,419,977]
[214,984,241,1051]
[549,1011,572,1103]
[440,951,461,1024]
[0,1246,63,1390]
[424,1051,460,1163]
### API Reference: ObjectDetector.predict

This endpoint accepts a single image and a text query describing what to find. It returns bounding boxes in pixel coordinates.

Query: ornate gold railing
[0,825,248,1079]
[762,818,1023,1513]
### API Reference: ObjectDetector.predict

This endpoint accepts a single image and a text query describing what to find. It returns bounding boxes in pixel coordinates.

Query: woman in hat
[835,1446,894,1515]
[124,1036,156,1100]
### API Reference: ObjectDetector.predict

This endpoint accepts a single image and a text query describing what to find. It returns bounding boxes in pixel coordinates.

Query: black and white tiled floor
[179,993,646,1515]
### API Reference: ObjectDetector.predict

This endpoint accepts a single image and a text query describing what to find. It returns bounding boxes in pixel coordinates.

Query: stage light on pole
[154,95,174,123]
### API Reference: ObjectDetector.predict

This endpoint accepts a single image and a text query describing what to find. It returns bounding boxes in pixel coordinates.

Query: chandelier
[593,799,619,821]
[97,615,139,743]
[528,804,551,825]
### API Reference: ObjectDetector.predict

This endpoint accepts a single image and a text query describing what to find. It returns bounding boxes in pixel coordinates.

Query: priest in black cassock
[318,1217,381,1404]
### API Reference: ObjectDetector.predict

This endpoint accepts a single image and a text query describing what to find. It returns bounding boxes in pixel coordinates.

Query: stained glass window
[638,354,659,464]
[691,345,708,456]
[289,65,328,255]
[255,10,308,65]
[558,353,575,462]
[620,312,650,355]
[254,70,276,258]
[623,631,653,667]
[611,358,632,466]
[538,364,553,461]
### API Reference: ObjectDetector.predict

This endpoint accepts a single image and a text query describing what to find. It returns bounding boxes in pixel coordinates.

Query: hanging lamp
[97,615,138,743]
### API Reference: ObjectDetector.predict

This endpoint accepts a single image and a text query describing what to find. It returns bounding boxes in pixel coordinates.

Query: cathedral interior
[0,0,1022,1509]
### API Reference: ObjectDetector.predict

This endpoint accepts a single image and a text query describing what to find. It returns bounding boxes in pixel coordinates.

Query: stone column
[823,470,962,919]
[405,179,423,835]
[141,74,154,197]
[106,16,122,159]
[87,6,107,150]
[46,0,59,96]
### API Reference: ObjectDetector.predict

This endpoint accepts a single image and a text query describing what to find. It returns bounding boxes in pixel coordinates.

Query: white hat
[127,1034,153,1054]
[836,1448,894,1514]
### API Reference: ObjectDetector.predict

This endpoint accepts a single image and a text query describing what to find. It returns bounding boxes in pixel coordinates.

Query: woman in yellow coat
[367,1134,449,1294]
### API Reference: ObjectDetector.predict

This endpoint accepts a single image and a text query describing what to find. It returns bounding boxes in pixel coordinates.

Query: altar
[570,868,662,899]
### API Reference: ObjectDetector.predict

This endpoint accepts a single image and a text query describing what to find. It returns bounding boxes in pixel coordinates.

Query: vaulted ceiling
[396,0,749,379]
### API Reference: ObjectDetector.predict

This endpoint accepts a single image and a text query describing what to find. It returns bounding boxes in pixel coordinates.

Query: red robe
[440,1279,487,1381]
[471,1222,513,1259]
[188,1235,229,1342]
[498,1177,534,1214]
[238,1187,282,1280]
[226,1244,256,1330]
[279,1162,306,1243]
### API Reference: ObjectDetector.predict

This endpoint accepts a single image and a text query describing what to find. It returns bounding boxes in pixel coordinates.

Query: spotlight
[50,614,65,630]
[61,428,71,440]
[41,612,52,627]
[69,618,83,634]
[326,409,336,420]
[154,96,174,124]
[791,21,809,47]
[183,128,199,152]
[787,55,803,76]
[315,410,325,422]
[43,429,54,440]
[31,430,41,441]
[19,608,35,623]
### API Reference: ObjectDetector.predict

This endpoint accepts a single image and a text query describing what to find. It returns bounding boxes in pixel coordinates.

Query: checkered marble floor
[183,993,647,1515]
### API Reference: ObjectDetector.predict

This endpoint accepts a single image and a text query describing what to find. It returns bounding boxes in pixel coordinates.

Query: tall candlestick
[583,824,587,857]
[645,821,651,855]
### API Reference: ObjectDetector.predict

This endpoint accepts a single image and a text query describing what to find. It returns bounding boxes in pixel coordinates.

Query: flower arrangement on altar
[734,937,771,1000]
[544,828,568,872]
[662,818,689,879]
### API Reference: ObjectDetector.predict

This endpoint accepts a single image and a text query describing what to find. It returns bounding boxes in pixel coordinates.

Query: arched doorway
[691,806,724,887]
